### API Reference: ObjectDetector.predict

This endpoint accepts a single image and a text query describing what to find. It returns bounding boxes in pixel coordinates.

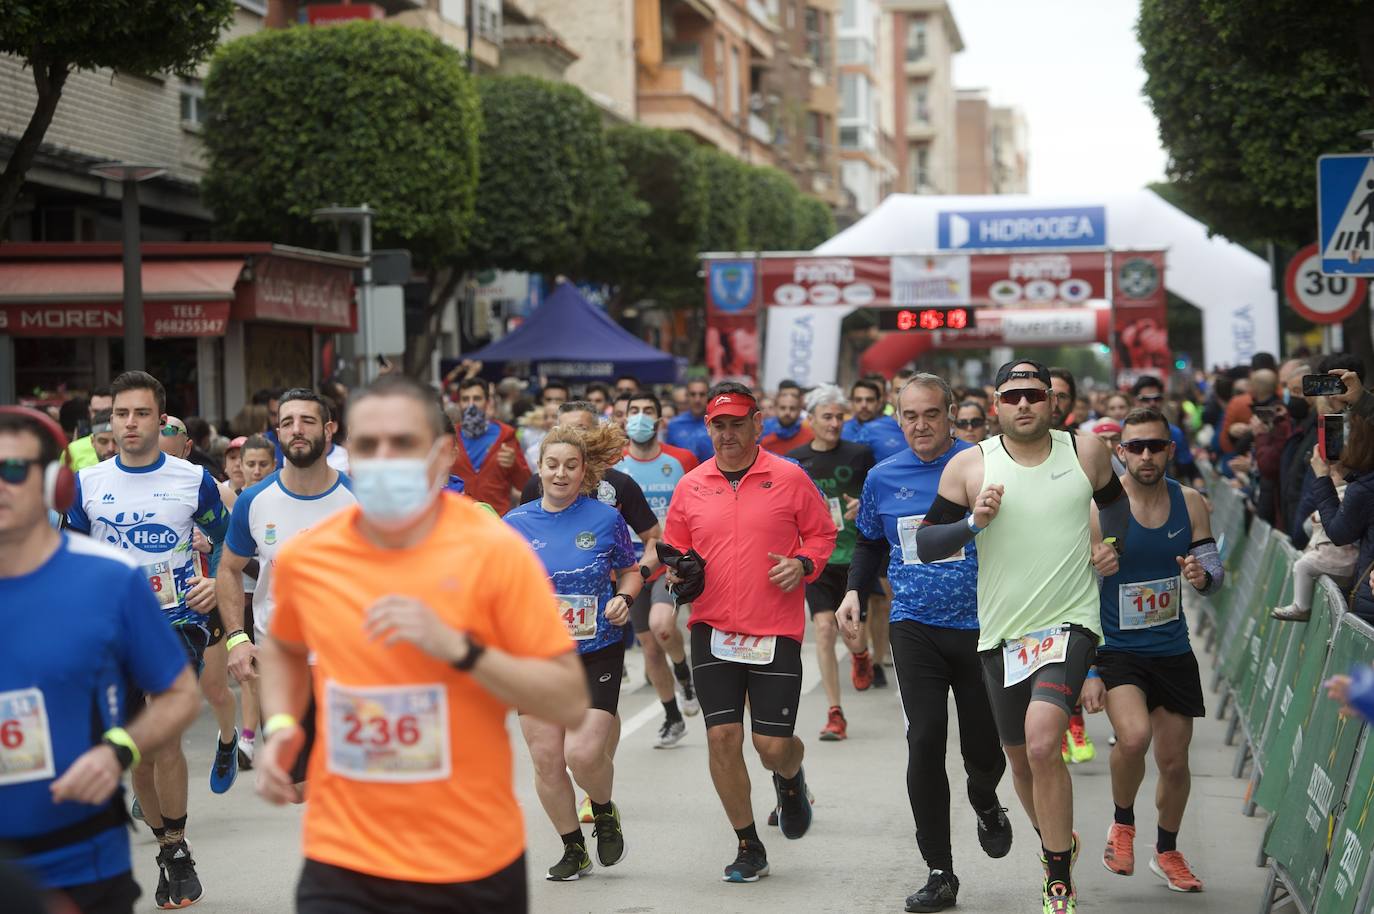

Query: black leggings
[890,620,1007,873]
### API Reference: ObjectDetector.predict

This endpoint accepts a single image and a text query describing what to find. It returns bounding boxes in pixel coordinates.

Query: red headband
[705,392,757,421]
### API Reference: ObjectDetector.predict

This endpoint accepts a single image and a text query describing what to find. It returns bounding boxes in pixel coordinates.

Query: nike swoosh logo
[1051,469,1072,480]
[1168,529,1185,539]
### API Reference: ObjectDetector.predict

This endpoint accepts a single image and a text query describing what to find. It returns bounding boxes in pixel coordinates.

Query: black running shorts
[171,608,225,677]
[1095,649,1205,718]
[630,577,674,634]
[690,623,803,737]
[805,564,852,617]
[580,644,625,715]
[978,625,1097,746]
[297,856,526,914]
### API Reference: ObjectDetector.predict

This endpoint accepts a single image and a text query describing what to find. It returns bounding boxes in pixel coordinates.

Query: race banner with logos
[1110,250,1171,389]
[970,252,1108,308]
[705,259,761,382]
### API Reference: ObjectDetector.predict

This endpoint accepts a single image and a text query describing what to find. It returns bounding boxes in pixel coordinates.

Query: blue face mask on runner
[625,412,657,444]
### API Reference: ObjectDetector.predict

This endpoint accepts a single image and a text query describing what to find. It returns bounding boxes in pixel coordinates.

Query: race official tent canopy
[815,190,1279,370]
[462,282,678,382]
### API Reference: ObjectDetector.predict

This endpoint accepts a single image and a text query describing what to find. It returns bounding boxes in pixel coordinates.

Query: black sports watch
[103,737,135,771]
[451,636,486,672]
[796,555,815,576]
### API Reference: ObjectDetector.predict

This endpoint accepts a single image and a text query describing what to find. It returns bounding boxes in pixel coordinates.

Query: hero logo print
[96,511,180,554]
[101,492,115,503]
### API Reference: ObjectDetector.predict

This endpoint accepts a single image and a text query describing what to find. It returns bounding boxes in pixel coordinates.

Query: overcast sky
[950,0,1168,196]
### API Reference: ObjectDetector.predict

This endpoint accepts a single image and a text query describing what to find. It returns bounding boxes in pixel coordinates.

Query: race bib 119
[1002,626,1069,687]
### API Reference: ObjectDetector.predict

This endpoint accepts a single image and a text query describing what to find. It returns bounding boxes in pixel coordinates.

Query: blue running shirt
[843,414,907,462]
[67,453,229,623]
[616,448,689,554]
[0,534,187,888]
[1099,478,1193,656]
[855,442,979,629]
[504,495,636,654]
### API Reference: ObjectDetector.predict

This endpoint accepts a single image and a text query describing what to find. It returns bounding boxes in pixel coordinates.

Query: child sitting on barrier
[1272,466,1358,622]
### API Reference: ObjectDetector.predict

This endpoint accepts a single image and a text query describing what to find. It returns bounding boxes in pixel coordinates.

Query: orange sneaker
[819,706,847,741]
[1150,849,1203,892]
[851,651,873,691]
[1102,822,1135,875]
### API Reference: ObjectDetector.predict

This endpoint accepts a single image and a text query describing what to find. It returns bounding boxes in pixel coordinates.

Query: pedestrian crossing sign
[1318,153,1374,274]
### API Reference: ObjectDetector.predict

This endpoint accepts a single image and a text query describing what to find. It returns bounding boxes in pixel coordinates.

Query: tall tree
[201,21,481,376]
[0,0,235,232]
[1139,0,1374,367]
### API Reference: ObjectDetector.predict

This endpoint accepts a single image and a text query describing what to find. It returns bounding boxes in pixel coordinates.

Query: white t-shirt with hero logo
[225,471,356,636]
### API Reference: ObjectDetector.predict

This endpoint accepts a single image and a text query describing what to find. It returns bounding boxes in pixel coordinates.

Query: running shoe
[546,842,592,881]
[236,732,255,771]
[159,840,203,908]
[678,676,700,717]
[210,728,239,794]
[132,797,145,823]
[1042,878,1075,914]
[1271,603,1311,622]
[1061,733,1071,764]
[578,794,593,824]
[1103,822,1135,875]
[905,869,959,912]
[591,802,626,867]
[774,768,814,839]
[767,807,778,827]
[819,706,848,741]
[1108,732,1117,747]
[872,663,889,688]
[153,852,170,908]
[1150,848,1204,892]
[1040,831,1081,898]
[975,804,1013,858]
[655,718,686,748]
[722,839,769,883]
[1066,717,1095,763]
[851,651,874,691]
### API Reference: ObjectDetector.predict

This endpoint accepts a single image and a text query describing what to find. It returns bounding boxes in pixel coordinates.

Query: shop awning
[0,259,244,337]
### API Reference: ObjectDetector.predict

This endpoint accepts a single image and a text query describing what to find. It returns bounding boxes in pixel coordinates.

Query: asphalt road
[132,608,1270,913]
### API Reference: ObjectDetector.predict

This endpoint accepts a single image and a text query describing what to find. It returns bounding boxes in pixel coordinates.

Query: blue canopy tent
[454,283,679,383]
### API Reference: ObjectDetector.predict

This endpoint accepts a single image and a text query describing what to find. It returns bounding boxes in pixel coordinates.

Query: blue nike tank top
[1099,478,1192,656]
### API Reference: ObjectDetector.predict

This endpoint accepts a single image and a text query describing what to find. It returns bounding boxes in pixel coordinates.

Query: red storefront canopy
[0,243,360,337]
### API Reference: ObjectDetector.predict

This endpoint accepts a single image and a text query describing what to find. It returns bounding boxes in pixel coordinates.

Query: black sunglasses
[998,388,1048,406]
[1120,438,1171,455]
[1137,394,1164,404]
[954,418,986,429]
[0,457,41,484]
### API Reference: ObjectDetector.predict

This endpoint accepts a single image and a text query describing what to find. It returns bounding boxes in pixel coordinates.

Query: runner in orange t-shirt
[255,374,587,914]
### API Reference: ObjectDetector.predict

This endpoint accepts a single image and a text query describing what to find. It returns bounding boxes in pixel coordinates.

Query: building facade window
[906,18,927,62]
[804,7,825,69]
[728,46,741,119]
[911,143,930,190]
[840,0,857,29]
[180,79,206,130]
[909,81,929,124]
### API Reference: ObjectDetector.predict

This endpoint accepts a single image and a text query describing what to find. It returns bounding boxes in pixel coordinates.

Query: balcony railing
[681,67,716,106]
[749,114,772,145]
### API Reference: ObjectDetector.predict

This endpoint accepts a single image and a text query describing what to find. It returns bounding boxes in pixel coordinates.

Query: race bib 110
[1118,576,1181,630]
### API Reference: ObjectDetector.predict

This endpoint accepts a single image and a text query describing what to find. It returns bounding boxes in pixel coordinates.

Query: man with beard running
[1081,407,1217,893]
[917,360,1127,914]
[838,374,1011,912]
[217,389,356,795]
[662,382,836,883]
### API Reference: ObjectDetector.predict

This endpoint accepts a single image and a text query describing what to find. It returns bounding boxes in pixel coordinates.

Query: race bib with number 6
[898,515,963,565]
[557,594,598,640]
[142,560,180,609]
[0,687,56,786]
[710,629,777,665]
[1002,626,1069,687]
[1118,576,1181,630]
[325,681,450,783]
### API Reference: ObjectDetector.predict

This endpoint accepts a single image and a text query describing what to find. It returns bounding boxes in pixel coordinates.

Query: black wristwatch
[640,564,652,580]
[796,555,815,576]
[451,636,486,672]
[103,737,135,771]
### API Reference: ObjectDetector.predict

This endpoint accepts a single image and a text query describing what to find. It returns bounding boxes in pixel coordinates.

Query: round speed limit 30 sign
[1285,242,1369,324]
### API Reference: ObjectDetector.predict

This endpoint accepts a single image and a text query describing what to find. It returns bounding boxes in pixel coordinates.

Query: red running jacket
[663,447,836,643]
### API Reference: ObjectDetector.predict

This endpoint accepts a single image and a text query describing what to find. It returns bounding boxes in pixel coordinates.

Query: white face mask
[351,440,443,530]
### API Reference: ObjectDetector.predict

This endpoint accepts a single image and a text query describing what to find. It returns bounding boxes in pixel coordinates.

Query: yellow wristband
[226,632,252,651]
[102,726,141,768]
[264,713,298,737]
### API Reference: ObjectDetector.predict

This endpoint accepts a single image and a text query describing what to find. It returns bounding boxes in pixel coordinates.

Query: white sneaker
[236,733,255,770]
[678,679,700,717]
[655,718,686,748]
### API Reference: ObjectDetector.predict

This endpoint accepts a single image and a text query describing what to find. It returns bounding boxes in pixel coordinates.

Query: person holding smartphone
[1308,405,1374,624]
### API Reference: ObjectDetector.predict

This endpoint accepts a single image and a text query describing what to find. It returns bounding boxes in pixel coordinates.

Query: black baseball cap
[994,359,1051,389]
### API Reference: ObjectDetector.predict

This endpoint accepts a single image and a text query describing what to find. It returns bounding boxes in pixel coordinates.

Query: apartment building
[763,1,842,206]
[883,0,961,195]
[837,0,896,218]
[955,89,1029,194]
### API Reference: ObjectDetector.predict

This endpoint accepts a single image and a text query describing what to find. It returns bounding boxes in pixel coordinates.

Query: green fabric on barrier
[1255,578,1342,812]
[1264,615,1374,911]
[1315,732,1374,914]
[1239,540,1297,742]
[1219,520,1275,685]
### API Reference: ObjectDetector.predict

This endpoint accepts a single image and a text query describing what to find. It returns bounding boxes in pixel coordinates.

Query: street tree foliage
[794,194,838,250]
[0,0,235,233]
[1138,0,1374,366]
[698,148,751,253]
[746,165,804,250]
[469,75,643,279]
[1138,0,1373,247]
[202,21,480,265]
[605,124,710,307]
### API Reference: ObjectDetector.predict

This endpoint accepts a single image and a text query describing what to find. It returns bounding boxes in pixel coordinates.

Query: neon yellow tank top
[974,429,1101,651]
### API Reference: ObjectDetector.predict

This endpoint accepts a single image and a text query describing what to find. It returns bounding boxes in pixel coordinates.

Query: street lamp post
[89,162,167,372]
[312,204,377,383]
